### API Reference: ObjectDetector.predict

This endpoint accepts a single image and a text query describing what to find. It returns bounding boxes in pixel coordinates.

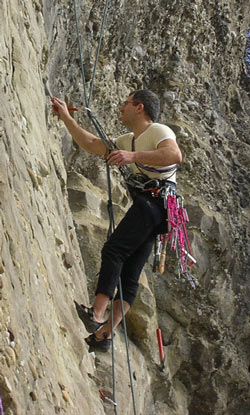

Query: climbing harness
[72,1,137,414]
[130,138,196,285]
[123,174,197,286]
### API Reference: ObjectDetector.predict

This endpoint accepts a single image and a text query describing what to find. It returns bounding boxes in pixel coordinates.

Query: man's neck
[131,120,153,139]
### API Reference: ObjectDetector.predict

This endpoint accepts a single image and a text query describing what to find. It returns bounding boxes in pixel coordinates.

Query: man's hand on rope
[107,150,136,167]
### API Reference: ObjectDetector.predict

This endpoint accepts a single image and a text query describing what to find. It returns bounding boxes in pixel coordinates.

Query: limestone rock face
[0,0,250,414]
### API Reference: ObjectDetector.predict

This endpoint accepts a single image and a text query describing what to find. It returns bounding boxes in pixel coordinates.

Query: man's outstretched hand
[51,97,71,121]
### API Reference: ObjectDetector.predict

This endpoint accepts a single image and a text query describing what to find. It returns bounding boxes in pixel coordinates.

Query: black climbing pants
[95,193,167,305]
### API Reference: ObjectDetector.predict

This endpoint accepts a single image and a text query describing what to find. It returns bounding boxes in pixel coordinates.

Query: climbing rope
[73,0,88,108]
[87,0,110,108]
[72,1,137,413]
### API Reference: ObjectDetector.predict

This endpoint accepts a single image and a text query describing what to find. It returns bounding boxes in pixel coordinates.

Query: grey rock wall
[0,0,250,414]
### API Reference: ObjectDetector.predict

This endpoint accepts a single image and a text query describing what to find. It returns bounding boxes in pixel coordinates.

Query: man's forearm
[52,97,106,155]
[63,115,106,155]
[134,147,182,166]
[107,143,182,167]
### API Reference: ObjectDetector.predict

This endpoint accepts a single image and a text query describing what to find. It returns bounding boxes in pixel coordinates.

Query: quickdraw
[153,185,197,288]
[99,390,117,406]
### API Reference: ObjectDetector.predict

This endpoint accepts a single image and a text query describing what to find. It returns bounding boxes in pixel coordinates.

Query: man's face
[119,95,138,126]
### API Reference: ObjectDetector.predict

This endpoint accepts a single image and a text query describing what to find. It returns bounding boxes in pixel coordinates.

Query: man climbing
[52,89,182,352]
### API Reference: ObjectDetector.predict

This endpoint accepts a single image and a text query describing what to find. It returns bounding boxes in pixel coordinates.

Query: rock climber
[52,89,182,352]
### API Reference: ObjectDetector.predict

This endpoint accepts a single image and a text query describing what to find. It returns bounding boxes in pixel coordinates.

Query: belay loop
[153,186,197,288]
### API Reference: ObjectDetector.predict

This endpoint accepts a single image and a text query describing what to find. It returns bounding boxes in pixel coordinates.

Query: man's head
[129,89,160,122]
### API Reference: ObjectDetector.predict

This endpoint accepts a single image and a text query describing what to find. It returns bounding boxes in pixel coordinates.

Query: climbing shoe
[85,333,112,353]
[74,301,106,333]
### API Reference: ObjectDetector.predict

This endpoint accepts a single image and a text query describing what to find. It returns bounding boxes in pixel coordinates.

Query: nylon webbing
[72,1,136,413]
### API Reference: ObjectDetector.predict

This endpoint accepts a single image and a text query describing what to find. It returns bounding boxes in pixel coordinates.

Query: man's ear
[136,103,144,113]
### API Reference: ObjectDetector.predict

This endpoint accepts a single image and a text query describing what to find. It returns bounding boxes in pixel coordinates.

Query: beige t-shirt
[114,123,177,182]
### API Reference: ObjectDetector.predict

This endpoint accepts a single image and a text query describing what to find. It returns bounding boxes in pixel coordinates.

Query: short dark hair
[129,89,160,122]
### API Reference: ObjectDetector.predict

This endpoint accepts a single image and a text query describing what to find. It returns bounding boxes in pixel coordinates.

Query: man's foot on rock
[74,301,106,333]
[85,332,112,353]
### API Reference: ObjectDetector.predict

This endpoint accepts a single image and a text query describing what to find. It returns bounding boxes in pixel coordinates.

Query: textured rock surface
[0,0,250,414]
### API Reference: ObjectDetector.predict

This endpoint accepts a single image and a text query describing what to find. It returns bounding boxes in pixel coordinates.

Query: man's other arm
[107,138,182,167]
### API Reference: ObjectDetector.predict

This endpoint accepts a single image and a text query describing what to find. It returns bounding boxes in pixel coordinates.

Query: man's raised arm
[52,97,107,156]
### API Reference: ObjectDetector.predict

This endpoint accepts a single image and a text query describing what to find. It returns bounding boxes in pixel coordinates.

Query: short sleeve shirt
[114,123,177,182]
